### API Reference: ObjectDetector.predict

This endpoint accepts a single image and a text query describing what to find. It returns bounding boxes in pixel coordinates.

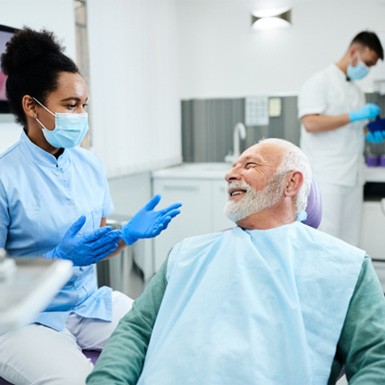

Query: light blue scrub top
[0,130,114,331]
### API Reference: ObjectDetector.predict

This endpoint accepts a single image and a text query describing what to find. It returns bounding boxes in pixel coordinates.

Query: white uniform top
[298,64,366,187]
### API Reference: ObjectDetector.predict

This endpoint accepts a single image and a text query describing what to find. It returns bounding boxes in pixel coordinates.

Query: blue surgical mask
[33,98,89,148]
[347,59,369,80]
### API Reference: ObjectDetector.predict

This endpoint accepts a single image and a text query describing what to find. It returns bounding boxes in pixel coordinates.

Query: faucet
[225,122,247,163]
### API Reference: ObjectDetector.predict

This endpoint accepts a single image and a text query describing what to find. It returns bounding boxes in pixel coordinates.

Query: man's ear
[348,44,360,65]
[284,171,303,197]
[22,95,38,119]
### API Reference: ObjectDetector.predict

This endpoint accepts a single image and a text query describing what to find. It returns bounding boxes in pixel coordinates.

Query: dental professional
[298,31,384,245]
[87,138,385,385]
[0,27,181,385]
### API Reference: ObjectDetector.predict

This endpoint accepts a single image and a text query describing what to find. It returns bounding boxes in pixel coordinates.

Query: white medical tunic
[298,63,365,187]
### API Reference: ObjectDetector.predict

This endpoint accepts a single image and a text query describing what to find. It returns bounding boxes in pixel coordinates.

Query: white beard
[224,177,285,223]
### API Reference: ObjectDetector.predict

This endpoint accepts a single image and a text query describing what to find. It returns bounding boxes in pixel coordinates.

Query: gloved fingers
[93,242,120,262]
[149,222,165,237]
[65,215,87,238]
[142,194,161,211]
[159,202,182,216]
[73,242,119,266]
[367,103,381,114]
[160,208,181,219]
[82,226,114,243]
[87,229,122,250]
[160,216,173,230]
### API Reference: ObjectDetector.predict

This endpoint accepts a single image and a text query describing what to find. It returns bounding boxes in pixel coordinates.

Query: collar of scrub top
[20,129,71,170]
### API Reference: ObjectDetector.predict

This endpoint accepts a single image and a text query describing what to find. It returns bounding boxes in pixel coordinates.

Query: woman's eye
[66,104,76,110]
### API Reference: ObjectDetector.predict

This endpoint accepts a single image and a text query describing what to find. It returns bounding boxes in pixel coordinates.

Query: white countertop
[153,163,385,183]
[365,166,385,183]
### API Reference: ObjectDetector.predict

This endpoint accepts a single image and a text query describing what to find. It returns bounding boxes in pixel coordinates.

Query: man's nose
[225,166,241,182]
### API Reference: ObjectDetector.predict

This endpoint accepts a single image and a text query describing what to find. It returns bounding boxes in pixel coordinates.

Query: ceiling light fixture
[251,7,292,30]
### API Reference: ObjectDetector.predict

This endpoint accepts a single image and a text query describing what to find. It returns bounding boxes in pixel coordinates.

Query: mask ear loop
[32,97,55,130]
[32,97,55,117]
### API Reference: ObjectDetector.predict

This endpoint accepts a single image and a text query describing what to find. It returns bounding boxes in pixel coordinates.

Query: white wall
[176,0,385,98]
[1,0,385,167]
[0,0,76,153]
[87,0,182,178]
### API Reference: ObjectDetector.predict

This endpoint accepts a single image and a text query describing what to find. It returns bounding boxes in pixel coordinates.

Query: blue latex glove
[44,215,121,266]
[122,194,182,245]
[349,103,380,122]
[366,130,385,144]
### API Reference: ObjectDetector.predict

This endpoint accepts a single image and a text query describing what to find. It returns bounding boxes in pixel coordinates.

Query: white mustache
[227,181,251,194]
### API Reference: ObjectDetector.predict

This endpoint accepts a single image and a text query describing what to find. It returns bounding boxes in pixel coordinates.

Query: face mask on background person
[347,53,370,80]
[33,97,89,148]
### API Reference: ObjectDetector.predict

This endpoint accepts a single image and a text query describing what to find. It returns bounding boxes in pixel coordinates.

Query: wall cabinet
[360,201,385,261]
[152,171,233,272]
[360,200,385,290]
[360,170,385,291]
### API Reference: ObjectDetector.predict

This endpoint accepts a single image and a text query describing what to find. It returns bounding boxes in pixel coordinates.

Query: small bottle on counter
[365,142,383,167]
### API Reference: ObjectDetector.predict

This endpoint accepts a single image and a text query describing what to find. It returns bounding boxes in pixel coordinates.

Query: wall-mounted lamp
[251,7,292,30]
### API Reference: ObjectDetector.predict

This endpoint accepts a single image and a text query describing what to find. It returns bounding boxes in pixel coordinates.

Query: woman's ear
[22,95,38,119]
[284,171,303,197]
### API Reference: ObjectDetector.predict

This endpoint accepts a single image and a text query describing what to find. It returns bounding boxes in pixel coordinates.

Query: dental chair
[302,178,322,229]
[0,179,323,385]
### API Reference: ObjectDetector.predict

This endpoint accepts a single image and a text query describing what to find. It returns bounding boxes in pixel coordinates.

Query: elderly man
[87,138,385,385]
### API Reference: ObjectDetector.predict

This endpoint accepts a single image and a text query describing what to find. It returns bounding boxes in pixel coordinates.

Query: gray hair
[258,138,312,214]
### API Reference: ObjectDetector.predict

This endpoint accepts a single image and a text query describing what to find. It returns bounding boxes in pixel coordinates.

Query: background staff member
[298,31,384,245]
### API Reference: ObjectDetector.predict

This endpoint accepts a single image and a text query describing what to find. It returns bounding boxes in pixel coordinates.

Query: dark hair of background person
[1,27,79,126]
[351,30,384,60]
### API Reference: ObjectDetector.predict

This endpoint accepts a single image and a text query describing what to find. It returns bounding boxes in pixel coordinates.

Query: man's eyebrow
[242,154,268,164]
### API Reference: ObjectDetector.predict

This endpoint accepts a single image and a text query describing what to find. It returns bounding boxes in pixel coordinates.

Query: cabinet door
[211,180,234,231]
[360,201,385,261]
[152,178,212,272]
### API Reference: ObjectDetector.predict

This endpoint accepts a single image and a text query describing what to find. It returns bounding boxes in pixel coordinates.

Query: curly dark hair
[1,27,79,125]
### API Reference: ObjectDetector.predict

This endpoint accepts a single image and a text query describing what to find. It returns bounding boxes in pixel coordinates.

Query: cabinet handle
[162,185,199,191]
[372,258,385,263]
